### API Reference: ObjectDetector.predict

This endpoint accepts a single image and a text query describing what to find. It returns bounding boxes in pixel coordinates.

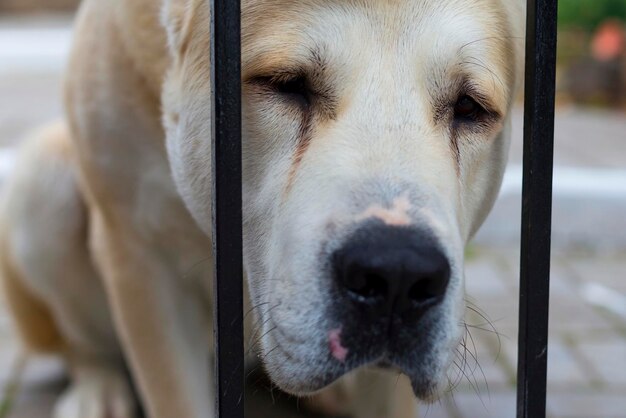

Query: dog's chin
[261,357,345,396]
[371,360,448,402]
[407,370,449,403]
[263,348,448,401]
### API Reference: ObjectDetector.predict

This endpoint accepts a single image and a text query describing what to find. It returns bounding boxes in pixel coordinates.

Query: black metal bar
[211,0,243,416]
[517,0,558,417]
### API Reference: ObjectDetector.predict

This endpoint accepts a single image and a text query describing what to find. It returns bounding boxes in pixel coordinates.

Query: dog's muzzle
[319,220,455,396]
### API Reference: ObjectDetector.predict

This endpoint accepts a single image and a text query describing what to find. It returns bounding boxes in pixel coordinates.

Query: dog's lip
[336,341,449,400]
[261,313,446,398]
[263,333,442,399]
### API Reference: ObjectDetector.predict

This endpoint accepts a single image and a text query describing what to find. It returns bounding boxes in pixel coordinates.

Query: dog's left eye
[454,95,484,121]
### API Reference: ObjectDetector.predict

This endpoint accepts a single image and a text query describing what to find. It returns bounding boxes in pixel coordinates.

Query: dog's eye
[275,76,311,107]
[454,95,484,121]
[256,75,312,108]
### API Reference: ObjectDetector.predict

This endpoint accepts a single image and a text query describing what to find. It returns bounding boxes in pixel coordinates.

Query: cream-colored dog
[0,0,525,417]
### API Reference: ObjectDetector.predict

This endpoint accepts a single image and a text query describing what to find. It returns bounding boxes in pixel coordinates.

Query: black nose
[333,224,450,315]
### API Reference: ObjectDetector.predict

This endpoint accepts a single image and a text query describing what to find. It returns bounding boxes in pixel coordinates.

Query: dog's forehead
[242,1,513,75]
[242,0,509,48]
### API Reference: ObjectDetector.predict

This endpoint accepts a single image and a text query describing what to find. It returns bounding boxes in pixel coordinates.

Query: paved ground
[1,14,626,418]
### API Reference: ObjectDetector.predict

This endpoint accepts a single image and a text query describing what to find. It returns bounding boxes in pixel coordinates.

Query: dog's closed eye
[251,74,313,109]
[274,76,312,107]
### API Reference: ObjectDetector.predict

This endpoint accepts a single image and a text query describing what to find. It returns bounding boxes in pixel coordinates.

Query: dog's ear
[503,0,527,94]
[161,0,192,55]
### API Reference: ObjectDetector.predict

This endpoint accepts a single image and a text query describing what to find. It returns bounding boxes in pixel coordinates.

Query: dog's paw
[53,368,137,418]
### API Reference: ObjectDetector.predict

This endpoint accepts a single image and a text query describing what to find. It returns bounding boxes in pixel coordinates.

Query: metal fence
[209,0,558,417]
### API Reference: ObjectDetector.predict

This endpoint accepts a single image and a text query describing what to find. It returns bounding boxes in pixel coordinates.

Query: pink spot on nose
[328,328,348,362]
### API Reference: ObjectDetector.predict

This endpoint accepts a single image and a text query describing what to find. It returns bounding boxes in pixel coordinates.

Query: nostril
[408,275,447,305]
[345,270,388,301]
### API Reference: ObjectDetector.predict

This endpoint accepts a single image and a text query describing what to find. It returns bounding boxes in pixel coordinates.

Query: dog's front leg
[307,369,417,418]
[92,216,214,418]
[347,369,417,418]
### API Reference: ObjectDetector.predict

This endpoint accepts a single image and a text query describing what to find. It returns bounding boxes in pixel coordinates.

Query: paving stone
[575,335,626,386]
[0,353,65,418]
[1,284,66,417]
[547,392,626,418]
[419,400,454,418]
[550,301,615,333]
[0,331,20,388]
[501,336,597,391]
[0,73,65,147]
[6,384,65,418]
[570,258,626,294]
[488,252,520,289]
[465,259,512,299]
[0,302,20,392]
[451,389,517,418]
[546,338,589,388]
[6,395,57,418]
[7,401,55,418]
[550,262,580,300]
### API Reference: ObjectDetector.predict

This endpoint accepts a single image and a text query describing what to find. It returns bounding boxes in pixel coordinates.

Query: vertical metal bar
[517,0,558,417]
[211,0,243,417]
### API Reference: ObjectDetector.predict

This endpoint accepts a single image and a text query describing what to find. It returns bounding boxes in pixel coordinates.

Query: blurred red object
[591,20,625,62]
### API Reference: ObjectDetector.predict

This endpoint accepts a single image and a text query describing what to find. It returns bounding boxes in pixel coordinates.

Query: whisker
[464,302,503,361]
[246,318,277,355]
[464,324,490,400]
[238,300,271,326]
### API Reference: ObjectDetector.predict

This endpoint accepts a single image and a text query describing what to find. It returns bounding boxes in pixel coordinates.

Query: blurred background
[0,1,625,417]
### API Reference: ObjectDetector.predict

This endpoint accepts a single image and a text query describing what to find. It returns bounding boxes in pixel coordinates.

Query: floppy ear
[503,0,527,93]
[161,0,191,54]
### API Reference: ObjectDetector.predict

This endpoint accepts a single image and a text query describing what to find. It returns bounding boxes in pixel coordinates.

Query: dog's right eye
[254,75,312,109]
[275,76,311,106]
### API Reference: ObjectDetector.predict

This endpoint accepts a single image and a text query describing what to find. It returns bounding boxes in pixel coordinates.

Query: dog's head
[162,0,524,401]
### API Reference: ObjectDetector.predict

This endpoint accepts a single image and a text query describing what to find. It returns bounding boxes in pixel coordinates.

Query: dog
[0,0,525,417]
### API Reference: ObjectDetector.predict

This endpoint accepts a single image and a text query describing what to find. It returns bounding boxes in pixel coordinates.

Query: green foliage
[559,0,626,31]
